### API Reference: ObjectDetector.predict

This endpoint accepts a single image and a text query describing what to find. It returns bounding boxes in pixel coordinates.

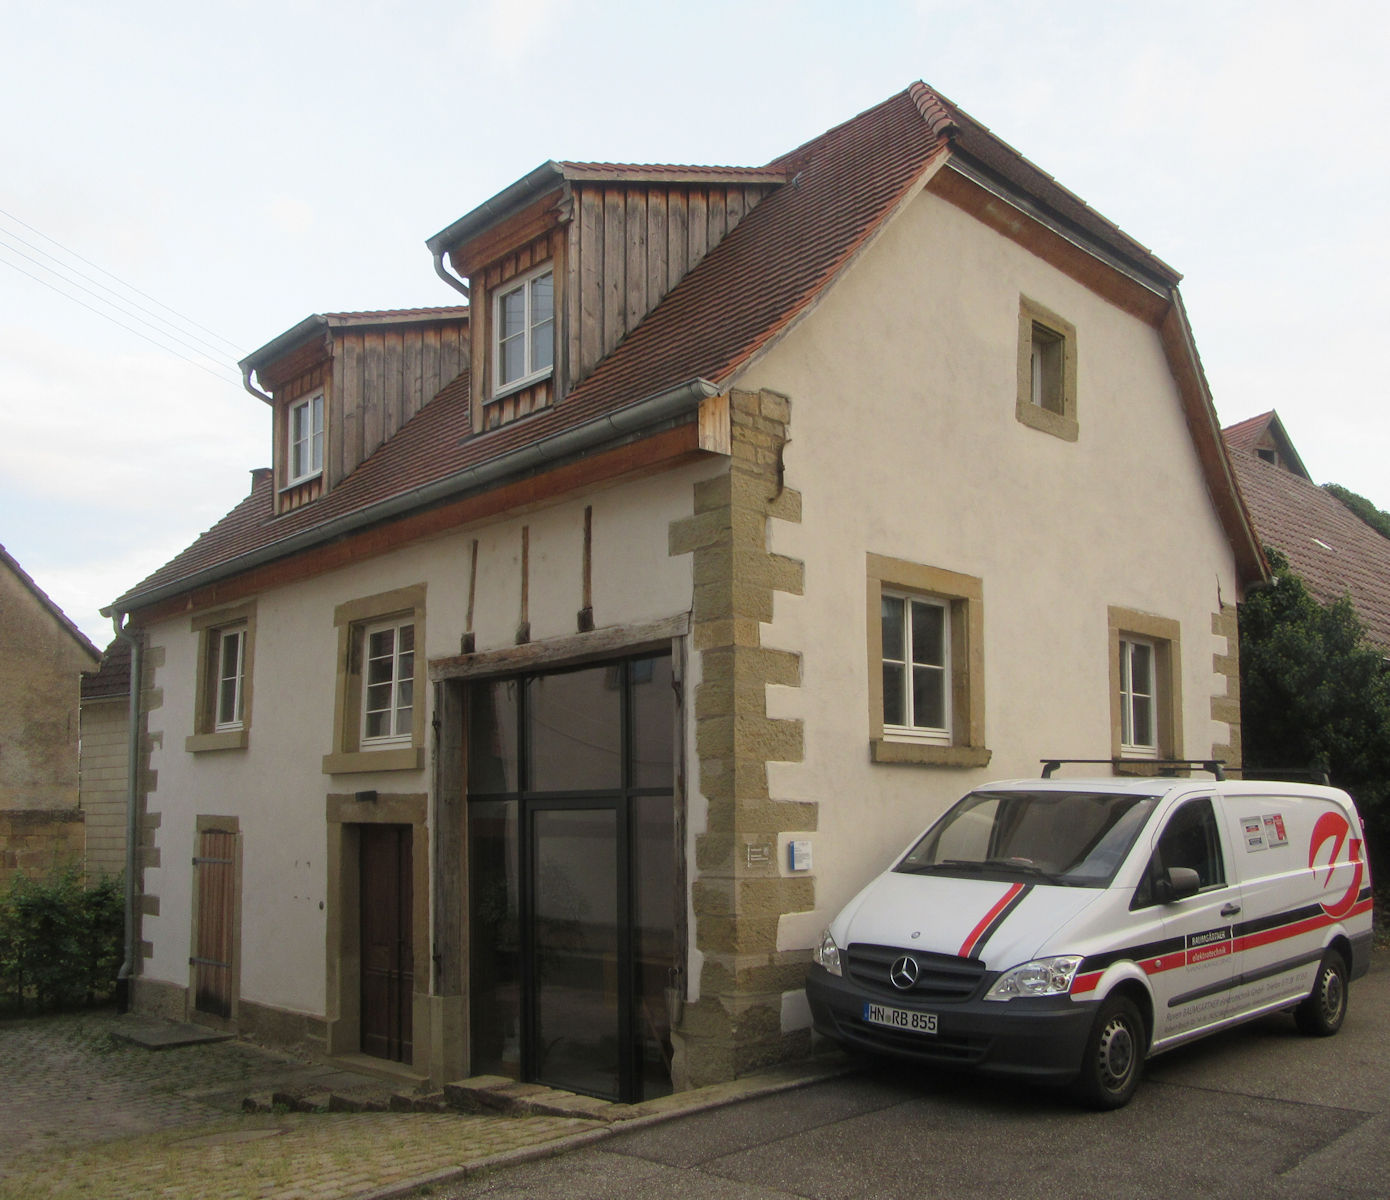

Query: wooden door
[192,826,237,1018]
[360,824,413,1062]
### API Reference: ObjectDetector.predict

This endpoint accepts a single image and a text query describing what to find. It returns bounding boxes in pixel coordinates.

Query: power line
[0,233,237,370]
[0,253,241,386]
[0,205,243,357]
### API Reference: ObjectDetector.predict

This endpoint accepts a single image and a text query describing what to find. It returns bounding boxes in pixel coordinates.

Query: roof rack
[1040,758,1227,781]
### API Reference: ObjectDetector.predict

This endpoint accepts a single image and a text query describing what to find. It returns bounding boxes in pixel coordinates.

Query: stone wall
[669,388,811,1086]
[0,809,84,888]
[79,698,129,880]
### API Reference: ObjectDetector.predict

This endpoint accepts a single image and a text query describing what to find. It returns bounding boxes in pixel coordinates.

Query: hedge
[0,867,123,1012]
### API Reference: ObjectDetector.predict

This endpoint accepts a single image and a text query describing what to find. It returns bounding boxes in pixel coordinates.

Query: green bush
[0,868,123,1012]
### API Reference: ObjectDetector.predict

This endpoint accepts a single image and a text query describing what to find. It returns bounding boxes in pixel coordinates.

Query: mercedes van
[805,770,1373,1107]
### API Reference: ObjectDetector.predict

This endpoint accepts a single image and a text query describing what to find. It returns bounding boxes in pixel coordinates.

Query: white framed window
[361,619,415,745]
[493,265,554,394]
[1030,322,1065,414]
[881,591,951,745]
[213,625,246,732]
[288,393,324,484]
[1119,637,1157,756]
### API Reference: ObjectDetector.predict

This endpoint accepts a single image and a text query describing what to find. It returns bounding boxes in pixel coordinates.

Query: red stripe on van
[959,883,1025,958]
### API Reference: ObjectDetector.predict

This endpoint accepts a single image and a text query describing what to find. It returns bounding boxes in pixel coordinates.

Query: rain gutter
[109,376,721,615]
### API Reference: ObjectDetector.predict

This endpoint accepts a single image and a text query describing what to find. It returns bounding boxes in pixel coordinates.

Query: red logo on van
[1309,811,1364,920]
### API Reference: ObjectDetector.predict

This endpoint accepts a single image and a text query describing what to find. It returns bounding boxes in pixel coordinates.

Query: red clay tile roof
[1222,411,1275,455]
[1226,439,1390,655]
[115,82,1219,613]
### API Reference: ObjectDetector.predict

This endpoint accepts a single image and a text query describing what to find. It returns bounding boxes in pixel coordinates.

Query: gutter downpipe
[431,247,470,300]
[111,611,142,1013]
[112,377,722,615]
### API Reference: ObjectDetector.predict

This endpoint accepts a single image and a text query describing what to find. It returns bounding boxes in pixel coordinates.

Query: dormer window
[289,392,324,484]
[494,265,554,395]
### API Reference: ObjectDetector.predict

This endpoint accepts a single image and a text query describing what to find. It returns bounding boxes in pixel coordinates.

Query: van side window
[1133,797,1226,908]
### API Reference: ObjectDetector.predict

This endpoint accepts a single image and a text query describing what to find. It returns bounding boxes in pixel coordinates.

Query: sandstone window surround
[867,554,989,768]
[324,585,427,775]
[1108,606,1183,765]
[1015,295,1078,442]
[185,601,257,753]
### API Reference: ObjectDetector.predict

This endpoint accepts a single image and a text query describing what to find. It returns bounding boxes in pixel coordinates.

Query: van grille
[846,943,985,1001]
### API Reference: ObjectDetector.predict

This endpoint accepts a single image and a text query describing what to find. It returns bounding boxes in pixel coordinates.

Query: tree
[1323,482,1390,542]
[1239,548,1390,867]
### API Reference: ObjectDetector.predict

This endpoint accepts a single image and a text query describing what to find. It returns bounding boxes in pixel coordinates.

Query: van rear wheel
[1295,950,1348,1037]
[1073,995,1146,1110]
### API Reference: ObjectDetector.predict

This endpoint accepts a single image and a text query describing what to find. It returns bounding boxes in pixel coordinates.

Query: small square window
[1016,298,1077,441]
[494,266,554,395]
[288,393,324,484]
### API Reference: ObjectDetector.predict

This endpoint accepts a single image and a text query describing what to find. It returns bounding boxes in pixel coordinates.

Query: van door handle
[1221,903,1241,917]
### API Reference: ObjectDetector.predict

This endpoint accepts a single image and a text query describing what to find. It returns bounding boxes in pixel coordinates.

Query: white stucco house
[107,82,1266,1101]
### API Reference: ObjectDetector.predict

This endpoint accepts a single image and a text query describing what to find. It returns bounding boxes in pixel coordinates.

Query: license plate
[863,1002,937,1034]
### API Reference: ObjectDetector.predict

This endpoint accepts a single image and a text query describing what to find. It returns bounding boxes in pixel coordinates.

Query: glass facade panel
[630,656,673,789]
[528,667,621,792]
[469,679,519,793]
[468,800,521,1079]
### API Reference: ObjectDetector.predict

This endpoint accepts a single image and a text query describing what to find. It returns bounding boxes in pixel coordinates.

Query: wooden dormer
[428,162,784,433]
[241,308,469,516]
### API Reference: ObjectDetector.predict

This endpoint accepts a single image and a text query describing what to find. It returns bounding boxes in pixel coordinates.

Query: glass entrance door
[467,654,676,1103]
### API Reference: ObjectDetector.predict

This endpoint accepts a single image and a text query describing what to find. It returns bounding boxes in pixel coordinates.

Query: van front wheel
[1073,995,1146,1110]
[1295,951,1348,1037]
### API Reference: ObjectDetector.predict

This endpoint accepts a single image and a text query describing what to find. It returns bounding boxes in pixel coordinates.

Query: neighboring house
[1224,411,1390,656]
[79,637,133,880]
[107,83,1265,1101]
[0,544,100,885]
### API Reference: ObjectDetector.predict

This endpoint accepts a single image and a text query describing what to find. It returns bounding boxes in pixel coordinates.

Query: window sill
[870,739,992,768]
[1015,401,1078,442]
[490,367,553,404]
[322,747,424,775]
[281,469,323,492]
[186,730,248,754]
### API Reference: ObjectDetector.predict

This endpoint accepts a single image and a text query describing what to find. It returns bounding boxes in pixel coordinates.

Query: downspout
[431,247,470,300]
[112,611,142,1013]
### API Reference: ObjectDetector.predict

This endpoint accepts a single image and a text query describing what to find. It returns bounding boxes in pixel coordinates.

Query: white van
[805,770,1374,1107]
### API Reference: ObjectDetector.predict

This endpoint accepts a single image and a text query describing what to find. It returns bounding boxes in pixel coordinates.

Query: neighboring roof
[0,543,100,661]
[117,82,1255,613]
[82,637,131,701]
[1222,411,1310,479]
[1225,431,1390,655]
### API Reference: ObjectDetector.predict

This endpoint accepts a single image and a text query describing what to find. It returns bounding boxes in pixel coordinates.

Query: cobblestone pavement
[0,1010,841,1200]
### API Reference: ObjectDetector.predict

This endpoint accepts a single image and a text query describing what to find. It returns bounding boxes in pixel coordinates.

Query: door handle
[1221,903,1241,917]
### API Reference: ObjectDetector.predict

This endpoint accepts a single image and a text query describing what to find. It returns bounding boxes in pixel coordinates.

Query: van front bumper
[806,964,1098,1084]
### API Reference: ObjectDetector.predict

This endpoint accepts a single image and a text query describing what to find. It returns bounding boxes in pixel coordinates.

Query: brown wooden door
[192,826,236,1018]
[360,824,413,1062]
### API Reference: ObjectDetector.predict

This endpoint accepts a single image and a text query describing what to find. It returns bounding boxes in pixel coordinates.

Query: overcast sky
[3,0,1387,648]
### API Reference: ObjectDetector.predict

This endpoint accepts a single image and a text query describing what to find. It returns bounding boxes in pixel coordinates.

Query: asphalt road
[435,954,1390,1200]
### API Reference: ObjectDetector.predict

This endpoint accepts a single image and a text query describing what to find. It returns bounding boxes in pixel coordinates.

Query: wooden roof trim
[449,187,568,280]
[928,165,1171,327]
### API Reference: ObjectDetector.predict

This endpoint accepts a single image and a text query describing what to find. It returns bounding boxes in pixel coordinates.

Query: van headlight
[984,956,1083,1000]
[813,929,842,977]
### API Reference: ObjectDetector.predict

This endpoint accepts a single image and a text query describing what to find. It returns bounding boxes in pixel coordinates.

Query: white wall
[138,459,720,1016]
[736,186,1240,952]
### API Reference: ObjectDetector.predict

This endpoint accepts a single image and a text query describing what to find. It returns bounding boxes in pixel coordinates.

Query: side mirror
[1162,866,1201,902]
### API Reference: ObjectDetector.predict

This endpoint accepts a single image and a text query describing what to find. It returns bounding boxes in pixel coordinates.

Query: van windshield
[896,789,1159,888]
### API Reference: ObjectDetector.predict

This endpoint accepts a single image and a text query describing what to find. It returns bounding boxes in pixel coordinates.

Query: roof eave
[106,377,721,618]
[426,161,567,258]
